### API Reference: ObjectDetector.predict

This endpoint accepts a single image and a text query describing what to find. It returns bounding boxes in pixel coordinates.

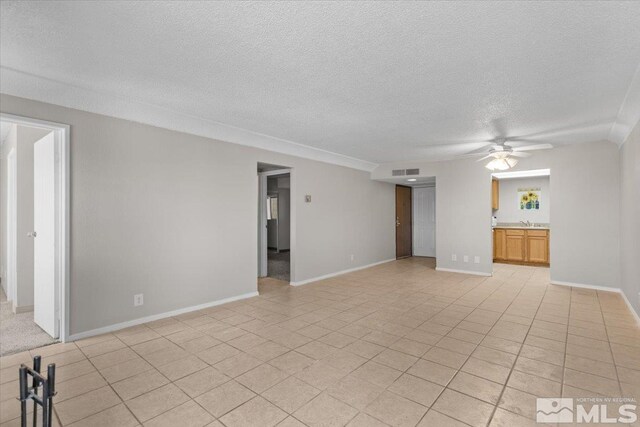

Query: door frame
[395,185,413,259]
[1,113,70,342]
[412,185,436,257]
[258,168,293,281]
[6,148,17,304]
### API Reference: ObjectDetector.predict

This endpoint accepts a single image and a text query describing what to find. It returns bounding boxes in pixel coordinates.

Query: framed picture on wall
[518,188,540,210]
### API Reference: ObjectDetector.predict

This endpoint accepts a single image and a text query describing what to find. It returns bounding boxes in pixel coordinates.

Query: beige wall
[1,123,50,309]
[620,120,640,316]
[0,94,395,336]
[373,141,622,290]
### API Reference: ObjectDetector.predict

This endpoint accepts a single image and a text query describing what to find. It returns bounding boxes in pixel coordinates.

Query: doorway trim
[258,167,294,282]
[1,113,70,342]
[6,148,17,304]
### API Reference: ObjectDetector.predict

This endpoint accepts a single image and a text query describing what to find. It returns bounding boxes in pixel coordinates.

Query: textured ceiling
[1,1,640,166]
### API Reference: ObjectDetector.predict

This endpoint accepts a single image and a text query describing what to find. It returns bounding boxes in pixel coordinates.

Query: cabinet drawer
[526,230,548,237]
[505,229,525,236]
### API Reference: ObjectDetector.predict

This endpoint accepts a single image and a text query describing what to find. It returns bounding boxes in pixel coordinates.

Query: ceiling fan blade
[475,154,495,162]
[511,143,553,151]
[464,143,496,155]
[509,151,531,158]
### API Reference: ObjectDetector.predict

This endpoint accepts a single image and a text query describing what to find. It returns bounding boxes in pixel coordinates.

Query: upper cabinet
[492,178,499,210]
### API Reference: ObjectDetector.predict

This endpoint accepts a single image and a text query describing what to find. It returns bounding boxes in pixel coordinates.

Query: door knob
[27,231,37,237]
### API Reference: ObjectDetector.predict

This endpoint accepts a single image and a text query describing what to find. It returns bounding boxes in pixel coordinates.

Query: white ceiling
[2,1,640,169]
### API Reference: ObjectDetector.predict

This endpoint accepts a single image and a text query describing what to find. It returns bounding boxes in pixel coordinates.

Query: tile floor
[1,258,639,426]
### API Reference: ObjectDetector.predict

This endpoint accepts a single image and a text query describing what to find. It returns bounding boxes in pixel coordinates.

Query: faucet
[520,220,532,227]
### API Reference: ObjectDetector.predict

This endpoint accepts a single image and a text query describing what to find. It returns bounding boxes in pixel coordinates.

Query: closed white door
[33,132,58,338]
[413,187,436,257]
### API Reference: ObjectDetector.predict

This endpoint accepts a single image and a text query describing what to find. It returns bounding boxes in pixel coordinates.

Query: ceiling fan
[467,138,554,170]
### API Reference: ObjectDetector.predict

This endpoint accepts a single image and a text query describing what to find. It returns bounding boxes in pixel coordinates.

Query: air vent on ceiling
[392,169,406,176]
[405,168,420,176]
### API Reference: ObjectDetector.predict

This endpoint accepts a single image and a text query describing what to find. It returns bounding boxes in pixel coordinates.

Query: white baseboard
[551,280,640,326]
[67,291,259,342]
[435,267,492,277]
[291,258,396,286]
[14,304,34,314]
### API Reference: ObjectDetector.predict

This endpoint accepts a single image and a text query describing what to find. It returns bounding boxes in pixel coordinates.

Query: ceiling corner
[608,61,640,146]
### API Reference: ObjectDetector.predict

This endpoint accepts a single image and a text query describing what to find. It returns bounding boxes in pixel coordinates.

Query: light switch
[305,195,312,203]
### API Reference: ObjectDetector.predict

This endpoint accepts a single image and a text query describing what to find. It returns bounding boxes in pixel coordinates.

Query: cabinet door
[526,231,549,263]
[492,179,499,210]
[505,230,525,261]
[494,229,506,260]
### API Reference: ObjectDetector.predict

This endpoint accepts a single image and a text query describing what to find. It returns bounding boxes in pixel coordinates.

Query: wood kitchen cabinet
[493,228,549,266]
[491,179,499,210]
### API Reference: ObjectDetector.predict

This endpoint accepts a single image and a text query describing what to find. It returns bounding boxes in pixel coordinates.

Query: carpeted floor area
[0,288,57,356]
[268,249,290,282]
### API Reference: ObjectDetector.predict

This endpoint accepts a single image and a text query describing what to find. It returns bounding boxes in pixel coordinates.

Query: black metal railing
[18,356,56,427]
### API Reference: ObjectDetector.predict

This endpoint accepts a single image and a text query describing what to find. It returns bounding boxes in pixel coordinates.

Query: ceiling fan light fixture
[485,157,518,171]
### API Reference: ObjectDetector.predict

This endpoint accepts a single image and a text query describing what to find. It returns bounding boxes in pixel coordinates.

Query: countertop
[493,223,550,230]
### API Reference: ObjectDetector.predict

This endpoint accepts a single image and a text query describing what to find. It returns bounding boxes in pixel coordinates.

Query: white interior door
[413,187,436,257]
[33,132,58,338]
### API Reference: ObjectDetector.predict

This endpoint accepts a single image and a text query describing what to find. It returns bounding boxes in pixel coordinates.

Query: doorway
[0,114,70,354]
[395,185,412,259]
[258,163,291,284]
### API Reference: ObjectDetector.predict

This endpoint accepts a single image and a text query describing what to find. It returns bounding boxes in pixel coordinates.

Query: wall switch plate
[134,294,144,307]
[305,195,312,203]
[451,254,457,261]
[463,255,469,263]
[474,256,480,264]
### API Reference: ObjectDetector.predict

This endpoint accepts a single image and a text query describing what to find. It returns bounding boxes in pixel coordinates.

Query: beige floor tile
[156,354,208,381]
[99,357,154,384]
[194,380,255,418]
[408,359,457,386]
[432,389,495,427]
[80,338,127,358]
[90,348,139,370]
[197,343,241,365]
[372,348,418,372]
[262,376,321,413]
[219,396,287,427]
[322,349,367,373]
[55,371,107,402]
[388,374,444,407]
[417,409,469,426]
[236,363,289,393]
[214,353,262,378]
[422,347,469,369]
[56,386,122,425]
[344,340,385,358]
[461,357,511,385]
[293,393,359,427]
[388,338,431,357]
[513,356,563,382]
[245,341,290,362]
[112,369,170,401]
[471,346,516,368]
[564,354,618,380]
[563,368,621,396]
[346,412,389,427]
[174,366,230,398]
[351,360,403,388]
[364,390,427,427]
[489,407,539,427]
[296,341,337,360]
[295,360,347,390]
[268,351,315,375]
[507,370,562,396]
[144,399,214,427]
[125,383,189,422]
[497,386,537,420]
[278,416,308,427]
[66,403,138,427]
[326,374,384,410]
[448,371,503,404]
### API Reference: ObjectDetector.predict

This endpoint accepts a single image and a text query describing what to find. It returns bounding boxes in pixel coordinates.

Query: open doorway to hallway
[395,176,437,263]
[491,169,551,274]
[0,116,69,355]
[257,163,291,289]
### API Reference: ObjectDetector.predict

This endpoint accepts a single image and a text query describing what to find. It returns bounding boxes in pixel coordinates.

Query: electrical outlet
[463,255,469,263]
[134,294,144,307]
[350,254,355,262]
[474,256,480,264]
[451,254,457,262]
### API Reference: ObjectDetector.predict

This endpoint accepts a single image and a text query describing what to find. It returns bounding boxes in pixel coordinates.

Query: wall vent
[392,169,406,176]
[405,168,420,176]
